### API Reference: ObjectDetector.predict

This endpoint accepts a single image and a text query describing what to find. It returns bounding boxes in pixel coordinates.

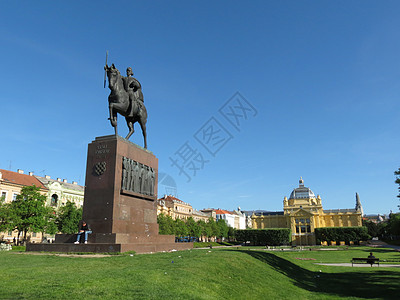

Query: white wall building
[215,208,246,229]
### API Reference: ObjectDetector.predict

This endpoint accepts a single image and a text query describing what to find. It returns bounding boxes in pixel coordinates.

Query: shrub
[315,227,370,245]
[235,229,291,246]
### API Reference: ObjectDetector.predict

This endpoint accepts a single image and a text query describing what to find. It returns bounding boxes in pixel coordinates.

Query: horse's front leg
[139,120,147,149]
[108,104,118,127]
[114,114,118,136]
[125,118,135,140]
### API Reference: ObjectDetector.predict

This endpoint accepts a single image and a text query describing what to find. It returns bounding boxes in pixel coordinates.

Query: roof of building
[242,210,284,216]
[192,209,209,217]
[323,209,358,214]
[214,209,233,215]
[257,211,284,216]
[363,214,386,222]
[0,169,47,189]
[158,195,190,206]
[289,177,316,199]
[34,175,84,192]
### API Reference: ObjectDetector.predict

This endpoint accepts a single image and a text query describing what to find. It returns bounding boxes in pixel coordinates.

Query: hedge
[235,229,291,246]
[314,226,370,245]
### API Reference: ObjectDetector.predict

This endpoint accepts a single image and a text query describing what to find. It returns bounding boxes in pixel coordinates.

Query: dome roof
[289,177,316,199]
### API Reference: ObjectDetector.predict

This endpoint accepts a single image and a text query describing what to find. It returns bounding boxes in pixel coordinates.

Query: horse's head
[105,63,121,89]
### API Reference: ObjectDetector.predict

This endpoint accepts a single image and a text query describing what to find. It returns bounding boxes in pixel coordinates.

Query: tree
[174,218,188,237]
[387,213,400,237]
[207,217,219,241]
[186,217,201,238]
[216,218,229,240]
[157,213,175,235]
[363,220,383,238]
[395,168,400,208]
[197,220,209,242]
[0,197,11,232]
[43,209,58,236]
[227,226,236,241]
[8,185,50,243]
[56,201,82,234]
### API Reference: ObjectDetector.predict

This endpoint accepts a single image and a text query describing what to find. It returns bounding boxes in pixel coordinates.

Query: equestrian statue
[104,63,148,148]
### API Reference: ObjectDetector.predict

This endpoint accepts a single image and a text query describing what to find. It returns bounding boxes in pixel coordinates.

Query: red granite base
[26,135,193,254]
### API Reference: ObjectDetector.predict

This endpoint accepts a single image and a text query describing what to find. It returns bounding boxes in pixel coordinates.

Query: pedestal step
[26,243,121,253]
[26,242,193,254]
[55,233,177,244]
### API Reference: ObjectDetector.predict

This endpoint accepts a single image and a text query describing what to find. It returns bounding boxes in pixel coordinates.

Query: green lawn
[0,246,399,299]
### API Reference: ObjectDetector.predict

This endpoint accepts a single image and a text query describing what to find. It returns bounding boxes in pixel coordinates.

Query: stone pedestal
[27,135,192,254]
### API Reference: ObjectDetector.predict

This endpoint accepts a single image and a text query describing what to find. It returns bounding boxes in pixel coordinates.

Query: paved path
[315,263,400,268]
[367,240,400,250]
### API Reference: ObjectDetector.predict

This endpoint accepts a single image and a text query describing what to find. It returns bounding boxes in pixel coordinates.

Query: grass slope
[0,246,399,299]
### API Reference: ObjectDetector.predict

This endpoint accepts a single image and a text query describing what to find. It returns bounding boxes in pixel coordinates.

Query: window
[1,191,7,200]
[32,233,37,237]
[8,231,12,236]
[295,219,311,233]
[12,193,18,201]
[51,194,58,207]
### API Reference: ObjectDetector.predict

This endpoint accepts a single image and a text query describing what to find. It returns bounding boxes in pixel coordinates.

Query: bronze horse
[104,64,147,148]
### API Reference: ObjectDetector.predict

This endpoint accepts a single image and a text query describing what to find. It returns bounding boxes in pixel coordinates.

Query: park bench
[351,258,379,267]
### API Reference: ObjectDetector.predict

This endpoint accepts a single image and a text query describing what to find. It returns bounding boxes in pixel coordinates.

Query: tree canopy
[157,213,175,235]
[56,201,82,234]
[395,168,400,207]
[157,214,233,241]
[216,218,229,239]
[7,185,52,242]
[0,196,11,232]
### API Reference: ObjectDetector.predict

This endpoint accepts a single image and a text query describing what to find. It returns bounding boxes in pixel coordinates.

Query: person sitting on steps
[74,221,92,244]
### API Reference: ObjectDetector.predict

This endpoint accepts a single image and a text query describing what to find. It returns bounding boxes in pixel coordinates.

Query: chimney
[17,169,24,174]
[72,181,77,185]
[45,175,51,179]
[29,172,34,176]
[63,179,67,183]
[57,178,61,182]
[0,172,2,180]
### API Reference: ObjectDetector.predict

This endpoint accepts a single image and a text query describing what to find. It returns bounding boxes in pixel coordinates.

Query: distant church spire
[355,192,364,216]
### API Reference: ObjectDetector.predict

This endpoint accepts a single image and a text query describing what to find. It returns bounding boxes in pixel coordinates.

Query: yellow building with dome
[251,178,363,245]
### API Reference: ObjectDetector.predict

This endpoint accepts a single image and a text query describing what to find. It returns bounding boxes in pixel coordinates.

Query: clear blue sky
[1,1,399,215]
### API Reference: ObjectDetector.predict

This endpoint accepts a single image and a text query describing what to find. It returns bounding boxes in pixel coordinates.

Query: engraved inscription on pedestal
[121,157,155,200]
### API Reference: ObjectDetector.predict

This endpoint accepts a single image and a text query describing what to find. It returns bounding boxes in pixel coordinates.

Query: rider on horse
[122,67,144,118]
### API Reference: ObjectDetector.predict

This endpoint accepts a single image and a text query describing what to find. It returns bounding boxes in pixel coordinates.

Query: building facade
[0,169,84,244]
[157,195,212,222]
[35,175,84,209]
[252,178,363,245]
[215,208,247,229]
[0,169,48,243]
